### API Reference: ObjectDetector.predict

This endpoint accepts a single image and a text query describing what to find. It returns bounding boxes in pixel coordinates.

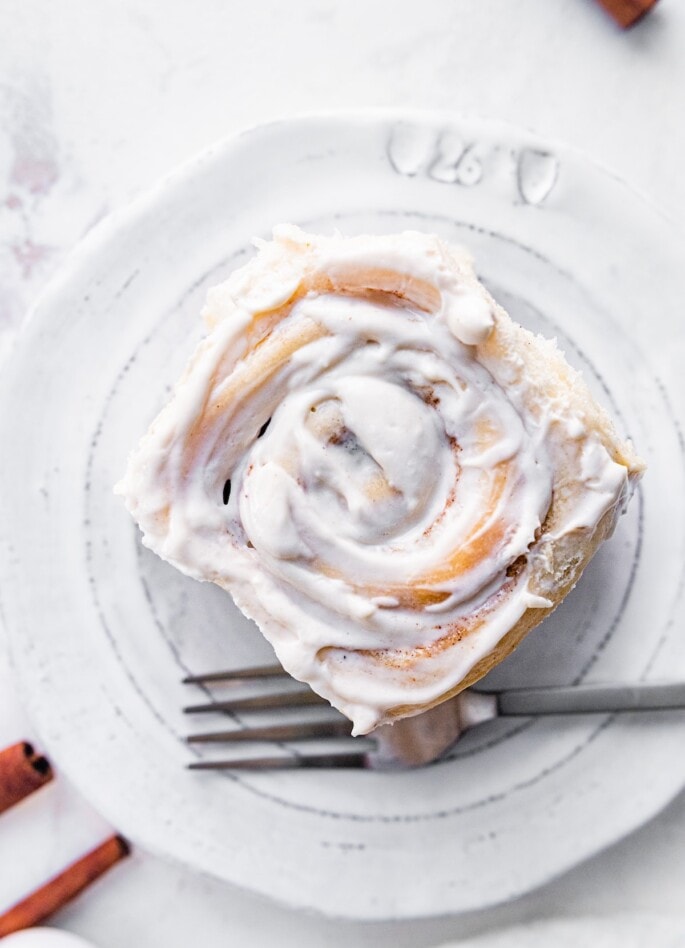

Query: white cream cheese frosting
[117,226,644,734]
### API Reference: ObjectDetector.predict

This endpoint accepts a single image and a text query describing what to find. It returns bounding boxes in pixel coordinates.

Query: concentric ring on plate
[117,225,644,734]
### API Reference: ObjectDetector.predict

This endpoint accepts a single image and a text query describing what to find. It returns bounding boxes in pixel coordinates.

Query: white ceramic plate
[0,113,684,920]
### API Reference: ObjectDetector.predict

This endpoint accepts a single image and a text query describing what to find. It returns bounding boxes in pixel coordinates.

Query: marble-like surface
[1,1,684,945]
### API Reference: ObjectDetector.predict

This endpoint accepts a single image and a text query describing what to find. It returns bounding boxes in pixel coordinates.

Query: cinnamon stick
[0,742,53,815]
[0,835,130,936]
[594,0,660,28]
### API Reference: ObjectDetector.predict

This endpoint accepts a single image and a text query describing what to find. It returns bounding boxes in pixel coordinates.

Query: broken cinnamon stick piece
[0,834,131,936]
[0,741,53,815]
[594,0,660,28]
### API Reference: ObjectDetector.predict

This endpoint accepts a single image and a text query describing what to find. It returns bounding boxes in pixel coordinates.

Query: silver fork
[183,664,685,770]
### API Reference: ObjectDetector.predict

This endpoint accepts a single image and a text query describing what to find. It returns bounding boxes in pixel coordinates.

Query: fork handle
[495,682,685,716]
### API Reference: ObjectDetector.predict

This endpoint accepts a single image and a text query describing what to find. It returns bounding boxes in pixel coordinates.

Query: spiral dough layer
[118,227,644,734]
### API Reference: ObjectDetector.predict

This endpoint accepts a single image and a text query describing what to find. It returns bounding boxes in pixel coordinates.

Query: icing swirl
[118,227,640,734]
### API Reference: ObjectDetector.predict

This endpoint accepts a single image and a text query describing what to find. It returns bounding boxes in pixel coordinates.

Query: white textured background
[1,1,684,945]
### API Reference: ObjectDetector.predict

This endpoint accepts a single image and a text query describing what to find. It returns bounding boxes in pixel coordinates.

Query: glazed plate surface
[1,113,684,919]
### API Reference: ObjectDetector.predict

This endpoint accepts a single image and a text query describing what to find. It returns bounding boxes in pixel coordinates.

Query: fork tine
[184,689,329,714]
[182,662,371,769]
[188,751,369,770]
[187,718,355,743]
[182,664,286,684]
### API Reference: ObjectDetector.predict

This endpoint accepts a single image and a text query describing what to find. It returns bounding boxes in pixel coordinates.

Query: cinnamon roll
[117,227,645,735]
